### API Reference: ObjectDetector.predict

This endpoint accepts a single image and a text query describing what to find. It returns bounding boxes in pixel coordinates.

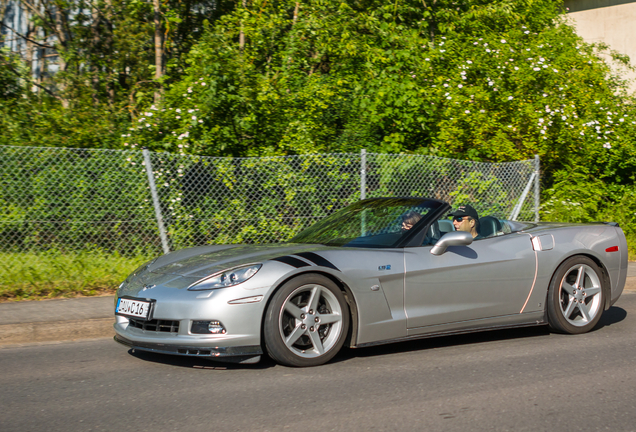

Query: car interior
[422,216,509,246]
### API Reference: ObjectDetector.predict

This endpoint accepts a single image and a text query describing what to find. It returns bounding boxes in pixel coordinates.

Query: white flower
[553,69,558,73]
[176,108,181,113]
[595,101,600,104]
[458,84,463,88]
[514,67,519,70]
[620,118,624,122]
[486,49,491,53]
[146,124,151,127]
[444,83,449,87]
[539,118,544,123]
[176,116,181,119]
[524,30,530,34]
[466,60,473,64]
[561,115,567,120]
[603,143,612,149]
[508,96,514,100]
[533,67,541,71]
[542,93,547,97]
[187,87,193,93]
[192,116,197,120]
[201,82,206,86]
[501,39,507,43]
[465,110,470,114]
[446,96,452,100]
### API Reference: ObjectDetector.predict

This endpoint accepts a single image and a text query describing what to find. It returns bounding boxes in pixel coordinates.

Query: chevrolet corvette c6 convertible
[114,197,627,367]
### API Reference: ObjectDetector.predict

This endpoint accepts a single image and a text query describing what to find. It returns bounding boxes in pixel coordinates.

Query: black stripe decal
[272,256,311,268]
[296,252,340,271]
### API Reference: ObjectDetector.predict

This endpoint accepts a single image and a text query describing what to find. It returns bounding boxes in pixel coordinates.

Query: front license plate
[116,298,151,319]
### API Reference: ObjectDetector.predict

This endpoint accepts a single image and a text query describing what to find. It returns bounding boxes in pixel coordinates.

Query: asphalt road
[2,293,636,432]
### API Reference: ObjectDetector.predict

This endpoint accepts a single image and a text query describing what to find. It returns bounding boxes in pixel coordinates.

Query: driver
[448,205,481,239]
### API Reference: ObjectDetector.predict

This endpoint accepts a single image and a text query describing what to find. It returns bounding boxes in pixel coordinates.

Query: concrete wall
[564,0,636,90]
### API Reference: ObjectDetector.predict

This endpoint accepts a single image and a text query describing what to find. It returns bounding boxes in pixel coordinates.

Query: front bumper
[114,334,263,360]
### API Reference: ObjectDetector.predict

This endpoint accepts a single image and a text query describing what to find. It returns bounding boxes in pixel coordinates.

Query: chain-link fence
[0,146,539,258]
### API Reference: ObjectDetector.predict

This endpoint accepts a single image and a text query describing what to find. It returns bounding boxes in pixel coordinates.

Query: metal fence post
[143,149,171,254]
[534,154,540,222]
[360,149,366,200]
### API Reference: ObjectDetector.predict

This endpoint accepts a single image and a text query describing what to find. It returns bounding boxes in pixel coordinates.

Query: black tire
[547,256,605,334]
[264,274,350,367]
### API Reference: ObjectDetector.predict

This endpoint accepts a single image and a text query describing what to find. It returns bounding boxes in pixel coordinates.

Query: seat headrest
[478,216,502,238]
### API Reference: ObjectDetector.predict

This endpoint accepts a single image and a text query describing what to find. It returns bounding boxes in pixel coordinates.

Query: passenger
[401,211,422,231]
[448,205,481,239]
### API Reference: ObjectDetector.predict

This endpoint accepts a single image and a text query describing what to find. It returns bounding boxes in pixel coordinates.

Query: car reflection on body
[114,197,627,367]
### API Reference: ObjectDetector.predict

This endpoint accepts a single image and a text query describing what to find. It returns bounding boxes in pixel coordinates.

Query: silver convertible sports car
[114,197,627,367]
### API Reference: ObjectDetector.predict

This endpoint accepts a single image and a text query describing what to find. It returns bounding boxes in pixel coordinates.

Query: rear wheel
[547,256,605,334]
[264,274,350,367]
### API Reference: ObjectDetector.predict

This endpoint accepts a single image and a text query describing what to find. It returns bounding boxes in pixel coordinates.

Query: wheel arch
[547,253,612,311]
[259,270,360,351]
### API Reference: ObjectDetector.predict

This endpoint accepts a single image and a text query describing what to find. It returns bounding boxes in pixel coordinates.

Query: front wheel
[264,274,350,367]
[547,256,605,334]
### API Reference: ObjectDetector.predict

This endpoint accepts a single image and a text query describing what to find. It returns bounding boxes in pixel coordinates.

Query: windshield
[290,198,443,248]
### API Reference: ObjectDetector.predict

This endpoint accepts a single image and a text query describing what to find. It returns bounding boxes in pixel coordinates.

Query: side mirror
[430,231,473,255]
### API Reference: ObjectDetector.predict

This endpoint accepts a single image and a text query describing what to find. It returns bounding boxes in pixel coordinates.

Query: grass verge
[0,251,151,302]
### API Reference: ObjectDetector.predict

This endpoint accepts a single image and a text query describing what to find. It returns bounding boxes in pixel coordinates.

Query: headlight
[188,264,262,291]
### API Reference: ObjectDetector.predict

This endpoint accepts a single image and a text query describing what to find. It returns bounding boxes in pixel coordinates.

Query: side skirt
[353,320,547,349]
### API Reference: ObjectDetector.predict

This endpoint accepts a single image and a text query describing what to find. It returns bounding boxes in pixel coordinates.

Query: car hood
[143,243,331,278]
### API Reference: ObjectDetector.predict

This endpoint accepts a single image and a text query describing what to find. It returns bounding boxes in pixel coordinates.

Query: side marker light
[605,246,619,252]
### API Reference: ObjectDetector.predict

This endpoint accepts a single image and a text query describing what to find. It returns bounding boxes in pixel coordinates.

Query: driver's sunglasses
[453,216,471,222]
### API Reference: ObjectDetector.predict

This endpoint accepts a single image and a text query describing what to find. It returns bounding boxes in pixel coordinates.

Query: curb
[0,318,114,347]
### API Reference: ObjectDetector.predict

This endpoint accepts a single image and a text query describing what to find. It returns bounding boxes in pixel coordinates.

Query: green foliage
[0,0,225,148]
[0,146,163,255]
[542,173,636,259]
[128,0,634,176]
[0,251,150,301]
[0,48,24,100]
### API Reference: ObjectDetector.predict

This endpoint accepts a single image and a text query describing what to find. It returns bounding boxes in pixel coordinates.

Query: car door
[404,232,536,331]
